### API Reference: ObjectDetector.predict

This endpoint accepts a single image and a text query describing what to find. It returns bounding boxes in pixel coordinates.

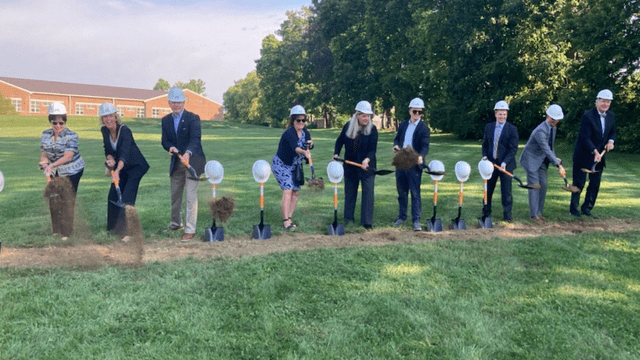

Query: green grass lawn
[2,115,640,246]
[1,230,639,359]
[1,115,640,359]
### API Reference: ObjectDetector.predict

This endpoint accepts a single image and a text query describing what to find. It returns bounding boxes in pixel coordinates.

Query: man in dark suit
[482,100,519,222]
[570,89,616,218]
[161,87,206,241]
[392,97,430,231]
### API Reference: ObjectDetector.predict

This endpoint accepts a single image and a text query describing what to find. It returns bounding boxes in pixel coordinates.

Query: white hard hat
[355,101,373,114]
[546,104,564,120]
[290,105,306,116]
[252,159,271,183]
[428,160,445,181]
[327,161,344,183]
[98,102,117,117]
[408,97,425,109]
[205,160,224,184]
[455,161,471,182]
[47,102,66,115]
[494,100,509,111]
[0,170,4,192]
[596,89,613,100]
[478,159,494,180]
[167,86,186,102]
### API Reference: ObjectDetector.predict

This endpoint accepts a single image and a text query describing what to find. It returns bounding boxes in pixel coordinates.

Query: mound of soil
[1,219,636,269]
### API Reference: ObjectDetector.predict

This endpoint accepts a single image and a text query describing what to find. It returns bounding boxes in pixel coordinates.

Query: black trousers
[570,161,603,215]
[486,170,513,220]
[107,166,147,235]
[50,169,83,237]
[343,167,375,226]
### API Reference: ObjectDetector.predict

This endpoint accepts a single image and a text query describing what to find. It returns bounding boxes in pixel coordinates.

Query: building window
[116,106,125,117]
[137,108,145,118]
[86,105,95,110]
[11,98,22,112]
[75,104,84,115]
[30,100,39,113]
[127,107,133,112]
[152,108,160,118]
[163,108,171,114]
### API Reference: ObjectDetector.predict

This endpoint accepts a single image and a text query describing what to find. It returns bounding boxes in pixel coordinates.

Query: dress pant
[170,162,199,234]
[395,166,423,222]
[526,164,548,218]
[107,165,147,235]
[570,161,603,215]
[486,170,513,220]
[343,166,375,226]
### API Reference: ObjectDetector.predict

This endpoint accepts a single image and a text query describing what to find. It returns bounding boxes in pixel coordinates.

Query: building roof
[0,76,167,101]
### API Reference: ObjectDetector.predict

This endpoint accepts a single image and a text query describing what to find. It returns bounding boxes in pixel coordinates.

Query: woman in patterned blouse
[39,102,85,240]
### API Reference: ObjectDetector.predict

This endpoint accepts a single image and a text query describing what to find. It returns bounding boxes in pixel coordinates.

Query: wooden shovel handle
[493,163,513,177]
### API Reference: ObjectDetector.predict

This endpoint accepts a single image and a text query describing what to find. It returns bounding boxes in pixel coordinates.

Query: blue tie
[493,124,502,159]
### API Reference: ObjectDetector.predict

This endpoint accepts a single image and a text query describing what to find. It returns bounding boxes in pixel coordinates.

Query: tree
[0,92,18,115]
[175,79,207,95]
[223,71,264,124]
[153,78,170,91]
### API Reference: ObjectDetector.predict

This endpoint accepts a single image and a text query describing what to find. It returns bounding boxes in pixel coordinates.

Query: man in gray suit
[519,104,566,223]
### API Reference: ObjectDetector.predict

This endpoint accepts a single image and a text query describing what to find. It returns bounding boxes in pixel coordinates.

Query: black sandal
[283,218,296,231]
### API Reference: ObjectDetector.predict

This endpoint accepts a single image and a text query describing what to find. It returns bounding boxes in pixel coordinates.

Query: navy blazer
[161,110,206,175]
[572,107,616,168]
[393,119,430,159]
[102,124,150,173]
[334,122,378,173]
[275,127,312,166]
[482,121,519,172]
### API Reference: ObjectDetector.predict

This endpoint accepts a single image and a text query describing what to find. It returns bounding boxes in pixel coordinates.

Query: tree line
[224,0,639,151]
[154,78,207,96]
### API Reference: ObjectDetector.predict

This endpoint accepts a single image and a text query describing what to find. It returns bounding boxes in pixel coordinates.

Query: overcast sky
[1,0,311,104]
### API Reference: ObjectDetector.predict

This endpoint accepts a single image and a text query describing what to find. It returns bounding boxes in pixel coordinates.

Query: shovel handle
[109,170,120,187]
[334,183,338,209]
[212,183,217,200]
[343,159,362,168]
[433,180,438,205]
[259,182,264,209]
[493,163,513,176]
[459,182,464,205]
[484,179,488,203]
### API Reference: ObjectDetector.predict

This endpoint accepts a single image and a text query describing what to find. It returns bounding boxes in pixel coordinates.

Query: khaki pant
[170,163,199,234]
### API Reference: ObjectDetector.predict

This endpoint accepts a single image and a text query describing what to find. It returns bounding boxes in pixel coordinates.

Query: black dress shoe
[582,211,598,219]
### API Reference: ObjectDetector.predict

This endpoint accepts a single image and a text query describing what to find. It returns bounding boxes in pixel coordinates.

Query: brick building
[0,77,224,120]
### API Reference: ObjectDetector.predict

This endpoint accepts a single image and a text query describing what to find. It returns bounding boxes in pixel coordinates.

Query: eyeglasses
[51,122,66,126]
[295,119,307,123]
[412,110,423,115]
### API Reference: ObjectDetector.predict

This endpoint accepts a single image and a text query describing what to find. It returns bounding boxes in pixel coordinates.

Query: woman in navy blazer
[100,103,149,238]
[333,101,378,229]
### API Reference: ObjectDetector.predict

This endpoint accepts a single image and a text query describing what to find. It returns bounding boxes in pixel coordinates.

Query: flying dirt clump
[209,197,236,223]
[307,178,325,191]
[124,205,145,265]
[392,147,420,170]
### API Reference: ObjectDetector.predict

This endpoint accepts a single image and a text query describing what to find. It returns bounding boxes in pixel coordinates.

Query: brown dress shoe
[533,216,544,224]
[181,233,195,241]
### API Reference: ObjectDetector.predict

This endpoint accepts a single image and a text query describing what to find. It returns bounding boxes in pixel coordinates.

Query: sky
[1,0,312,104]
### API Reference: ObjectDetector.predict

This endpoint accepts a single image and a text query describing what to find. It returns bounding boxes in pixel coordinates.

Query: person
[519,104,566,223]
[100,103,150,240]
[392,97,430,231]
[333,101,378,229]
[570,89,616,218]
[481,100,519,222]
[161,87,206,241]
[39,102,85,240]
[271,105,313,231]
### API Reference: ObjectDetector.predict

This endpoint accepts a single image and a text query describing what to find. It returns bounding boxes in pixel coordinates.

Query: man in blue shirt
[392,98,430,231]
[161,87,206,241]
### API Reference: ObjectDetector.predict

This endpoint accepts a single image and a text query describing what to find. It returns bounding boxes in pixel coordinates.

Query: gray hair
[345,112,373,139]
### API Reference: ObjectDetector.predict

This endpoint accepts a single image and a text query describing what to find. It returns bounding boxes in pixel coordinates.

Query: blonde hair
[345,112,373,139]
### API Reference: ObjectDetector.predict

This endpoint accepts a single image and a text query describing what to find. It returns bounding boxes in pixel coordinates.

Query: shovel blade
[110,200,126,208]
[204,226,224,242]
[252,224,271,239]
[451,218,466,230]
[478,216,493,229]
[327,223,345,236]
[581,168,598,174]
[561,185,580,193]
[426,218,442,232]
